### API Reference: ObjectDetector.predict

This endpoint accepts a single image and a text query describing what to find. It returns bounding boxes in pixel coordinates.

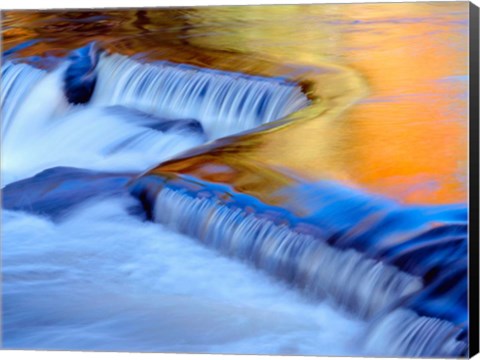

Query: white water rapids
[1,55,370,354]
[3,51,466,357]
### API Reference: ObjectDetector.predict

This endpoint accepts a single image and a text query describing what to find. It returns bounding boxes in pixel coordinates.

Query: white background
[0,0,479,360]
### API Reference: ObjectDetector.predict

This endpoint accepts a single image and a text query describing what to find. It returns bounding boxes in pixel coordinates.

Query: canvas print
[1,1,478,358]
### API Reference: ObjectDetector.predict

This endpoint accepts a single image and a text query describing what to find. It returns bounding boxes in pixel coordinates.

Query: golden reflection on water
[2,2,468,205]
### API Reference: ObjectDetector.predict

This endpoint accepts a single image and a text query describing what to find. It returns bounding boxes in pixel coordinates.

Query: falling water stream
[2,48,368,355]
[1,4,469,357]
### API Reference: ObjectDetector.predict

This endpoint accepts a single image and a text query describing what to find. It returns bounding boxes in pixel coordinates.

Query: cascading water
[150,186,422,319]
[1,62,48,139]
[2,45,368,355]
[1,43,468,357]
[91,53,309,138]
[130,174,468,357]
[1,47,309,184]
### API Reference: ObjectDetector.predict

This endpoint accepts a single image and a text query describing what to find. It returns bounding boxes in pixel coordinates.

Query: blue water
[1,46,364,355]
[2,197,365,354]
[1,44,468,357]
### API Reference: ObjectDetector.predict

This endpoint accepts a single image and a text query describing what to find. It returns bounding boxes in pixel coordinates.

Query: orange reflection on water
[185,2,469,205]
[337,2,468,204]
[2,2,469,205]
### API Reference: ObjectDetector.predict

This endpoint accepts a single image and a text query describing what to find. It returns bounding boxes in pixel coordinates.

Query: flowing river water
[1,3,469,356]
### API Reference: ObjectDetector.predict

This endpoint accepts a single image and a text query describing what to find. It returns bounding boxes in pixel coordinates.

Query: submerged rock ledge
[129,171,468,357]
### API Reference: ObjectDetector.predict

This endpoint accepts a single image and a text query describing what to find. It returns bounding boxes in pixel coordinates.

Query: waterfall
[1,46,310,183]
[0,61,205,185]
[2,43,468,357]
[91,53,310,138]
[130,173,468,357]
[363,309,467,357]
[151,186,422,319]
[1,62,48,140]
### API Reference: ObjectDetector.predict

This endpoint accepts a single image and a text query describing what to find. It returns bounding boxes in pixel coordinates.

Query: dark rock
[63,42,101,104]
[2,167,135,219]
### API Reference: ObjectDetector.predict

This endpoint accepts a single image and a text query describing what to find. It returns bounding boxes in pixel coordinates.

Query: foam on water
[2,197,365,354]
[130,174,468,357]
[1,46,468,357]
[1,50,362,355]
[1,62,205,185]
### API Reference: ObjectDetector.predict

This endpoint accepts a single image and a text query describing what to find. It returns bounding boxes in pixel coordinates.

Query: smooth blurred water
[1,48,364,354]
[2,197,365,354]
[2,3,469,204]
[92,53,309,138]
[1,3,469,356]
[1,60,203,185]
